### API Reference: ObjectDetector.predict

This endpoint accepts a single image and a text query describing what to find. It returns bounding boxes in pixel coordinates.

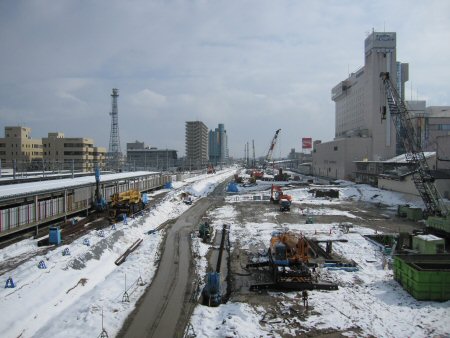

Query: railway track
[0,191,170,275]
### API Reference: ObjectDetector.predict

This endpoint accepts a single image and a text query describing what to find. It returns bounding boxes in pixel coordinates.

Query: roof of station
[0,171,160,200]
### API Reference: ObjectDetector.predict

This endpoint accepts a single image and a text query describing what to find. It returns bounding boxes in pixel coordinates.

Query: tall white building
[313,31,409,179]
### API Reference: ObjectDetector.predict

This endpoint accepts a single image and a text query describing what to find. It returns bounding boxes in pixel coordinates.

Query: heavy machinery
[109,189,146,220]
[198,217,211,242]
[93,167,107,211]
[250,170,264,180]
[380,72,450,236]
[247,231,338,291]
[207,164,216,174]
[264,129,281,168]
[202,224,228,306]
[270,185,292,210]
[274,168,290,181]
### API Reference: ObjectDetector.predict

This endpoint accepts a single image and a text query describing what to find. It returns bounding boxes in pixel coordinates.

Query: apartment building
[185,121,208,170]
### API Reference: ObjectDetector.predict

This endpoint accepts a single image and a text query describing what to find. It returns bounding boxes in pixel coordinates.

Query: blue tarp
[227,182,239,193]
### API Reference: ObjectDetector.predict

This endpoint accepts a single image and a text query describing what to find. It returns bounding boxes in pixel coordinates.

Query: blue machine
[49,227,61,245]
[94,167,107,211]
[142,193,149,205]
[201,272,222,307]
[5,277,15,288]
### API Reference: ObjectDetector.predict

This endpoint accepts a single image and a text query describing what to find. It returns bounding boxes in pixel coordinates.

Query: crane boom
[266,129,281,163]
[380,72,447,216]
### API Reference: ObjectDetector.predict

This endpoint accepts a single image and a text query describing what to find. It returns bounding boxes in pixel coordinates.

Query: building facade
[42,132,106,172]
[208,123,229,165]
[185,121,208,170]
[313,31,410,180]
[126,141,177,171]
[0,126,43,170]
[0,126,105,172]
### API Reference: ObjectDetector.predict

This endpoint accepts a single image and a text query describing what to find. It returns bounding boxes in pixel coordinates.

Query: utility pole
[252,140,256,168]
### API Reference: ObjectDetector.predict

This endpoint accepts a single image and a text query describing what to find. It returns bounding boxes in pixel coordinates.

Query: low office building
[126,141,177,171]
[0,126,43,170]
[43,132,106,172]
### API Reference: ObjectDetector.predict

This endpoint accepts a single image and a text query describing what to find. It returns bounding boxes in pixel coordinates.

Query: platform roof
[0,171,160,200]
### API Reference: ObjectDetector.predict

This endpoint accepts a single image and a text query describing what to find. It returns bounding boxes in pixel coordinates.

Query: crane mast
[266,129,281,165]
[380,72,447,217]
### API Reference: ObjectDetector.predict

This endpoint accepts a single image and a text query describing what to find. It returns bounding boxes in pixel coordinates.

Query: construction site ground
[199,184,427,338]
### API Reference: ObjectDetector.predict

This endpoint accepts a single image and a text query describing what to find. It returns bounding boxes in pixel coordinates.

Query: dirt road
[118,179,229,338]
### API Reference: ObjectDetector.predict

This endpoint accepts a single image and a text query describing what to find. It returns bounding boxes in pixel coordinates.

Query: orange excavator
[270,231,309,265]
[270,185,292,211]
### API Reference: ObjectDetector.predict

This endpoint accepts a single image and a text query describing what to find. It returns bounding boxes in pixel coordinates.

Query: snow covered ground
[1,171,449,338]
[188,181,450,338]
[0,168,234,338]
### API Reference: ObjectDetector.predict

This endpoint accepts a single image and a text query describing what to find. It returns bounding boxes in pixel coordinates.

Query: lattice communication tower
[108,88,122,170]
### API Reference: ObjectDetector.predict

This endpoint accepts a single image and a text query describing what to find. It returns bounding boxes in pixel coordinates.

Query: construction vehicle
[251,170,264,180]
[93,167,107,211]
[207,164,216,174]
[274,168,290,181]
[247,231,338,291]
[270,185,292,208]
[380,72,450,236]
[198,217,211,242]
[202,224,228,306]
[109,189,146,220]
[280,199,291,212]
[264,129,281,168]
[234,174,243,184]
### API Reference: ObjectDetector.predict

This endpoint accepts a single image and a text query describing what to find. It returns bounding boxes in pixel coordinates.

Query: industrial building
[208,123,229,166]
[0,127,106,173]
[126,141,178,171]
[185,121,208,170]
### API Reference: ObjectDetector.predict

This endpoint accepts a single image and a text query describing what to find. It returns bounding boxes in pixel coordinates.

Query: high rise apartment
[208,123,229,165]
[185,121,208,169]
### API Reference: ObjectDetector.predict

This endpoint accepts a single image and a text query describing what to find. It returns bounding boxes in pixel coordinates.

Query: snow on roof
[0,171,159,199]
[416,234,444,241]
[384,152,435,163]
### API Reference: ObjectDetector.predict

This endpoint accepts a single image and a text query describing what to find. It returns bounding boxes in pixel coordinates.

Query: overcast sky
[1,1,449,158]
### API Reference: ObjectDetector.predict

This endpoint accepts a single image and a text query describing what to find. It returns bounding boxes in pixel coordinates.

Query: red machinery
[270,185,292,204]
